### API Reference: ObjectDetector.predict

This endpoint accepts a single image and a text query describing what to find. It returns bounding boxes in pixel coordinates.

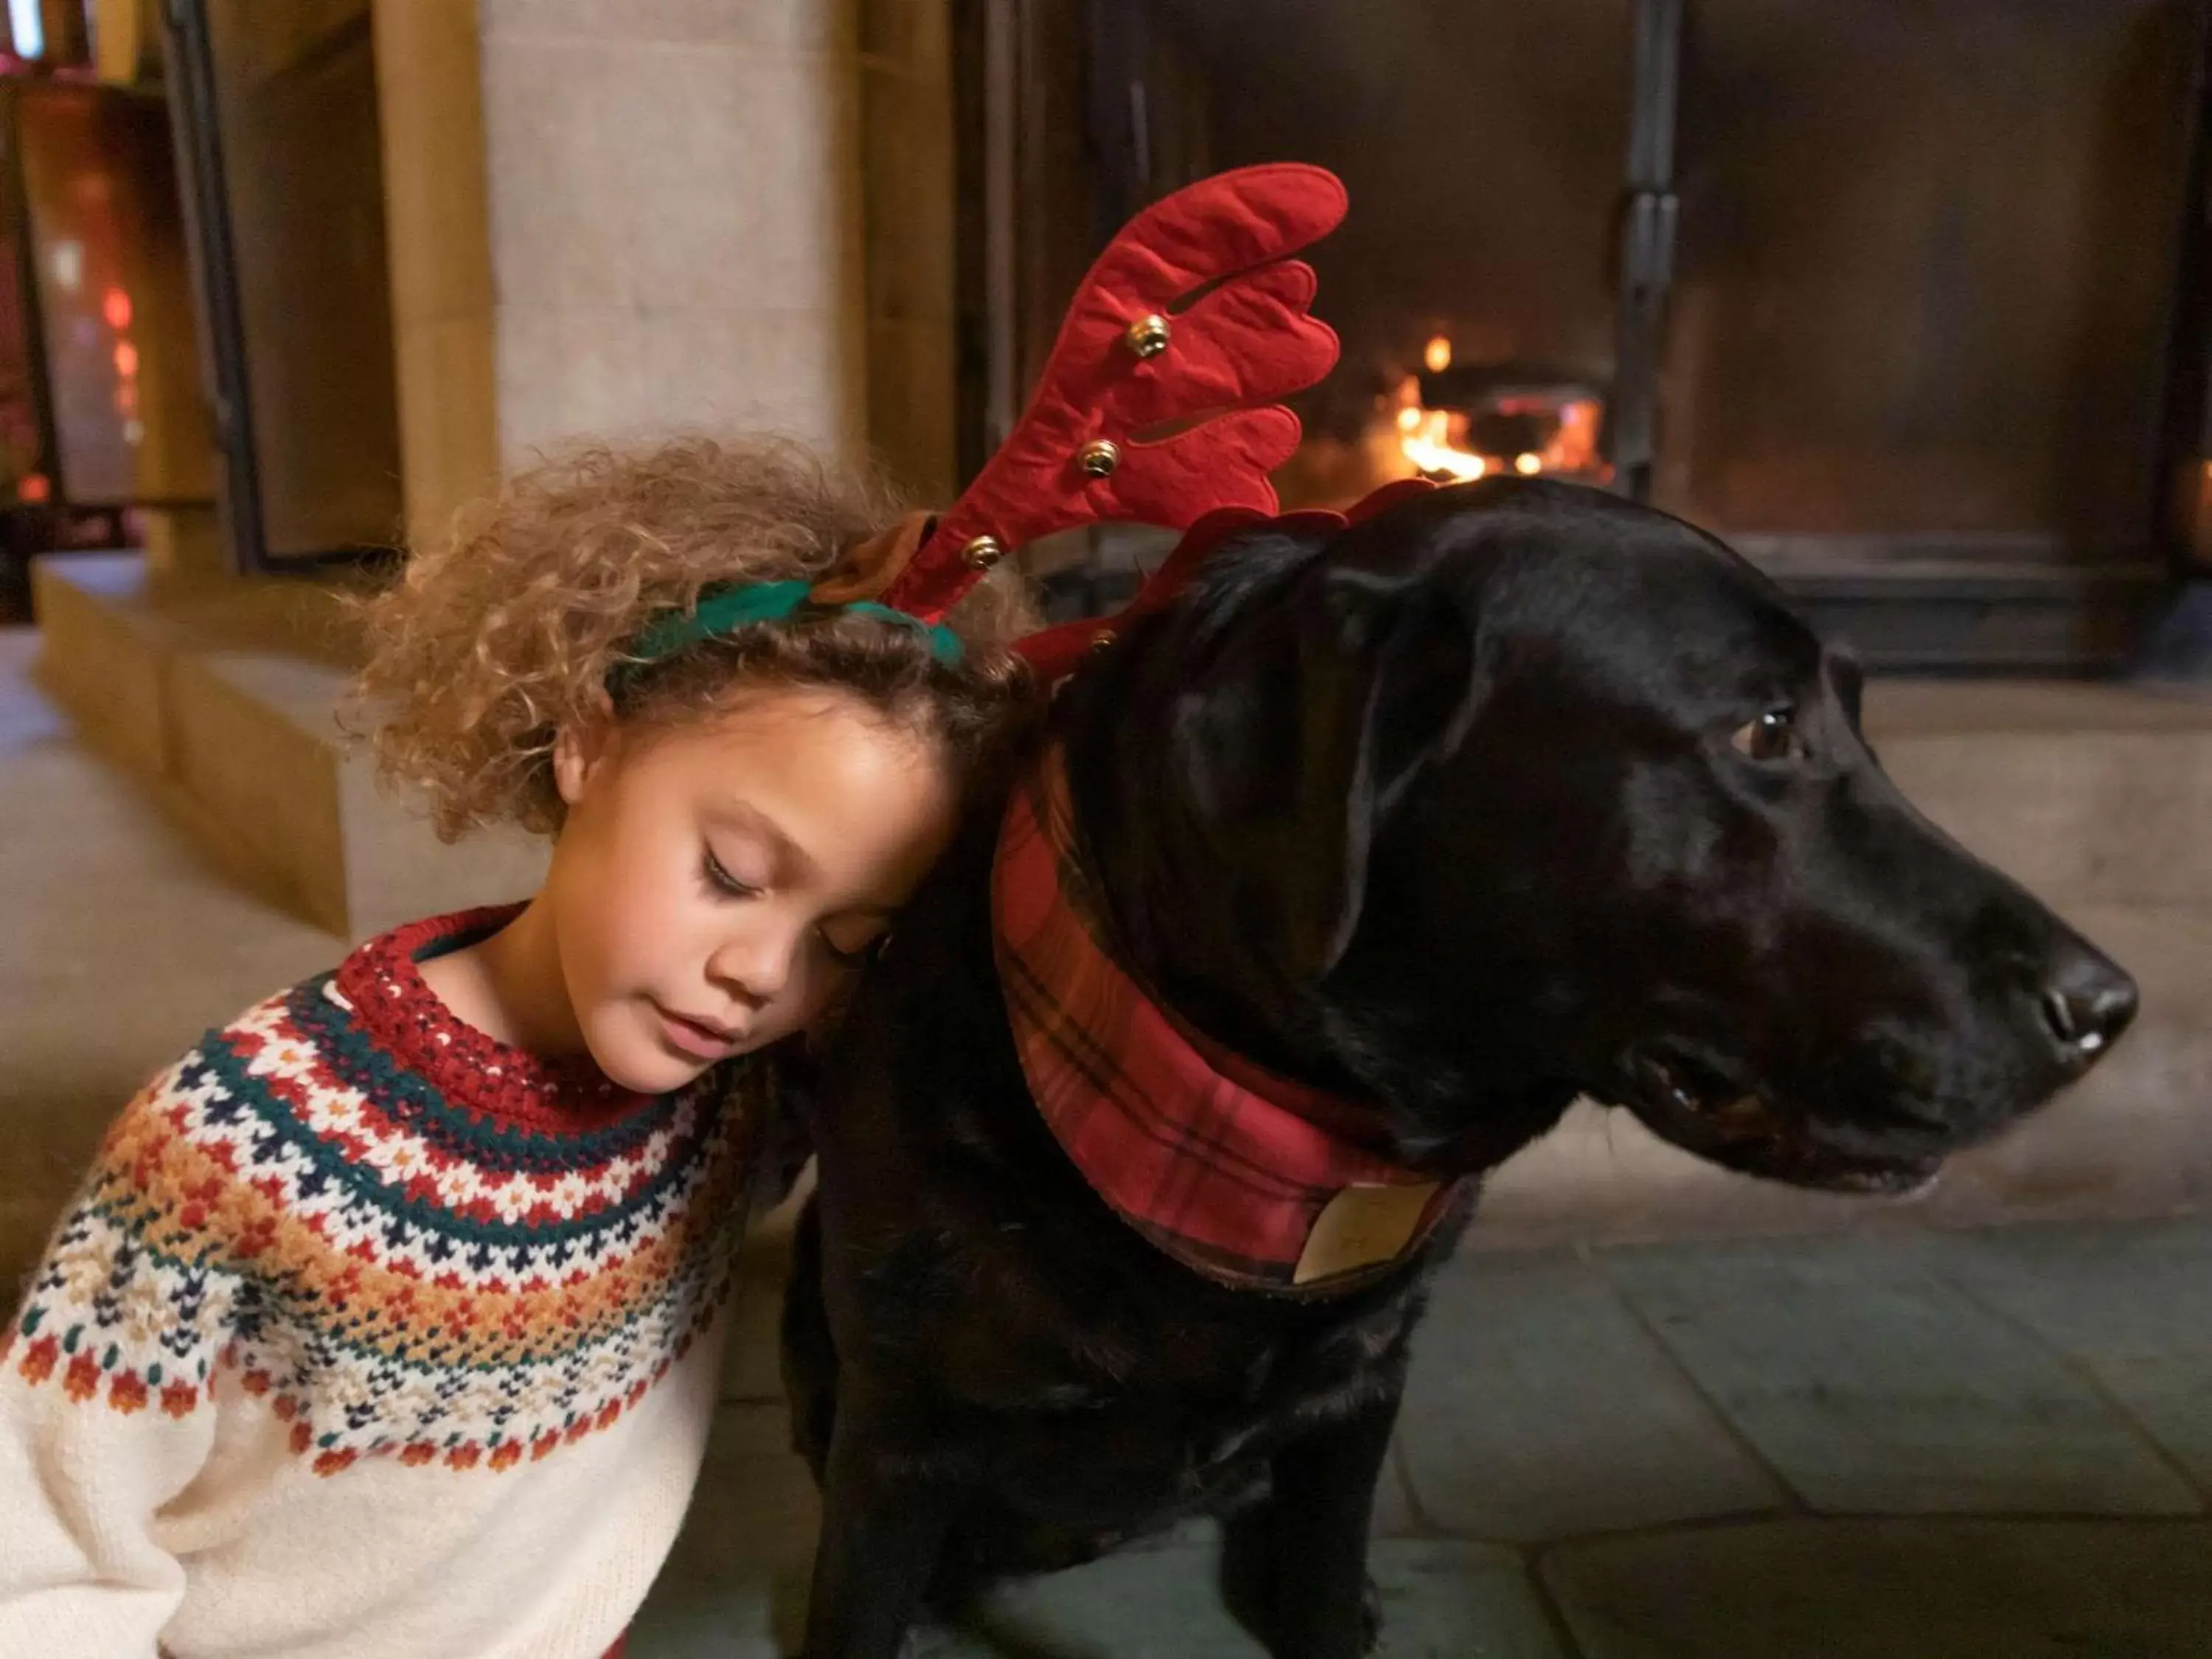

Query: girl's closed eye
[702,846,765,900]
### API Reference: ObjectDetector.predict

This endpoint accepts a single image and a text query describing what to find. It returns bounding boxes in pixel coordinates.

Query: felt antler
[872,163,1349,624]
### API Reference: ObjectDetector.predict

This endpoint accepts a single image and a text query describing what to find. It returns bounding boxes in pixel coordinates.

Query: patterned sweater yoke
[0,908,759,1659]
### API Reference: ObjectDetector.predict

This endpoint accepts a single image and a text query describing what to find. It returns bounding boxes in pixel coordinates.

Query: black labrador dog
[782,479,2136,1658]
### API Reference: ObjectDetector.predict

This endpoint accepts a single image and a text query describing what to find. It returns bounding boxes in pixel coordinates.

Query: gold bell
[1077,439,1121,479]
[1124,313,1172,358]
[1090,629,1117,653]
[960,534,1006,571]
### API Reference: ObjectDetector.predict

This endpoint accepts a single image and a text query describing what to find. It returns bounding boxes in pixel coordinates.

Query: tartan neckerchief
[990,750,1471,1295]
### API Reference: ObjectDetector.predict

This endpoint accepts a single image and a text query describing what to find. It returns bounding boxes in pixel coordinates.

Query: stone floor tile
[1543,1517,2212,1659]
[2062,1352,2212,1500]
[936,1538,1562,1659]
[1398,1251,1781,1541]
[1921,1217,2212,1349]
[1601,1235,2200,1515]
[1923,1220,2212,1494]
[1371,1440,1422,1538]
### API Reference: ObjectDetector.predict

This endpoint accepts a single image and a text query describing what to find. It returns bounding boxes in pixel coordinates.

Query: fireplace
[954,0,2212,671]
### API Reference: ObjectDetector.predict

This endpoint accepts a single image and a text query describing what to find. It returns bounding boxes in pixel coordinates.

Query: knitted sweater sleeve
[0,1057,243,1658]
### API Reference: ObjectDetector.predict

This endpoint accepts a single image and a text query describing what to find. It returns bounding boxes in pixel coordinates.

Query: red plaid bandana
[992,751,1472,1295]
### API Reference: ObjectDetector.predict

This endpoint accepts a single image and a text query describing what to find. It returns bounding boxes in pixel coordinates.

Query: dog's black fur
[781,480,2137,1658]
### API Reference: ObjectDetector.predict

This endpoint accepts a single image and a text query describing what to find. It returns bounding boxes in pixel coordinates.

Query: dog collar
[991,750,1470,1295]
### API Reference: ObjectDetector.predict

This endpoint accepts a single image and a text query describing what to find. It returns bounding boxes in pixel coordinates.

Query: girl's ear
[553,702,619,807]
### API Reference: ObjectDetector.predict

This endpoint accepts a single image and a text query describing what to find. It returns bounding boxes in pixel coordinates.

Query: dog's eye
[1732,709,1807,763]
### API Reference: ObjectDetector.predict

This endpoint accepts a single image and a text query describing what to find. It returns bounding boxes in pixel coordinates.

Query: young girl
[0,437,1032,1658]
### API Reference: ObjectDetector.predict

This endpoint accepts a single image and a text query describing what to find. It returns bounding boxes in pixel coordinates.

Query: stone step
[32,553,544,940]
[1864,679,2212,910]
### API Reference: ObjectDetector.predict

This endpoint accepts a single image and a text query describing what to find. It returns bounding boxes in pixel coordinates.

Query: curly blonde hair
[354,435,1036,841]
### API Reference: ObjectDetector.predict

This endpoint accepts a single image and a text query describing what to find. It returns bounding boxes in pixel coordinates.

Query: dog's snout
[2035,948,2138,1068]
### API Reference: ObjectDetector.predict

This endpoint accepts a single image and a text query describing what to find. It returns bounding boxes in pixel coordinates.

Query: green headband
[622,580,964,673]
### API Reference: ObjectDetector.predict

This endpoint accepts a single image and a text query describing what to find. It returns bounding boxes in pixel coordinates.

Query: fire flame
[1389,337,1609,486]
[1398,401,1487,481]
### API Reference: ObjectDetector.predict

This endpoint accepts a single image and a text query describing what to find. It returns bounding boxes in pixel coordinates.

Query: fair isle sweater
[0,908,759,1659]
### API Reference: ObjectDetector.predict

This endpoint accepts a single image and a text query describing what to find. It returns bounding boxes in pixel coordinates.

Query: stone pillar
[860,0,957,502]
[476,0,867,465]
[373,0,503,552]
[373,0,868,550]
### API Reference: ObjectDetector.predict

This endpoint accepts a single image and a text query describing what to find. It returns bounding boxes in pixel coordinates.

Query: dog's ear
[1174,567,1478,984]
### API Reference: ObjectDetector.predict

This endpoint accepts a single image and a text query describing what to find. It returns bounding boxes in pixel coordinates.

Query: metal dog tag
[1293,1182,1441,1285]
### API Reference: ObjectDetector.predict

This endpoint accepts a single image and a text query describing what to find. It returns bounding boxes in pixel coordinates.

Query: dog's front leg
[1261,1392,1401,1659]
[799,1402,960,1659]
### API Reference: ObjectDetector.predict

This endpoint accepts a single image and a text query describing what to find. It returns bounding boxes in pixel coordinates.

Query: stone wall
[374,0,879,548]
[479,0,868,463]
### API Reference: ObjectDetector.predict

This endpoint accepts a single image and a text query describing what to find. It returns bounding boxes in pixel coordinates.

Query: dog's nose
[2037,947,2138,1068]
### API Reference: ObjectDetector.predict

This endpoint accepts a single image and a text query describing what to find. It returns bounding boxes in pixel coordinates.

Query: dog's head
[1113,478,2135,1194]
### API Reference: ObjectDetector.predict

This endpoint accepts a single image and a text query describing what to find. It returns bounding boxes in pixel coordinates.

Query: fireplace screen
[967,0,2212,664]
[1658,0,2199,559]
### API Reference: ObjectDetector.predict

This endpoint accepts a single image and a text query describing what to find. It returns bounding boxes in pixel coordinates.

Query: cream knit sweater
[0,909,759,1658]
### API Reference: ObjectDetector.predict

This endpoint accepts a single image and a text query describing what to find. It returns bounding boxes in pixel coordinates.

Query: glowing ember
[1391,369,1486,481]
[1399,403,1489,481]
[1387,341,1610,487]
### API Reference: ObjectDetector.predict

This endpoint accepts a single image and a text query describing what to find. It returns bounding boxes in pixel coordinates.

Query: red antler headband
[872,163,1353,627]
